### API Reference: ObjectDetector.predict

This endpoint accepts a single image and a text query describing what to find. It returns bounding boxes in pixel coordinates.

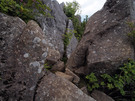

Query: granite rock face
[91,90,115,101]
[0,13,27,100]
[0,13,49,100]
[36,0,78,58]
[35,73,96,101]
[51,61,65,72]
[0,13,95,101]
[66,19,78,58]
[66,0,135,75]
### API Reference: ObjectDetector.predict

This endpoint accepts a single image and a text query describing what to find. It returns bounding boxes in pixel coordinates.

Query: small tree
[64,1,81,18]
[64,1,84,41]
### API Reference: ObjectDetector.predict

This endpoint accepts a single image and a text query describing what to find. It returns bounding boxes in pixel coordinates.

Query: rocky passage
[1,0,135,101]
[0,12,95,101]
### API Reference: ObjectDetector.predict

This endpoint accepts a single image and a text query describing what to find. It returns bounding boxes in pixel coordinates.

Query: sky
[57,0,107,20]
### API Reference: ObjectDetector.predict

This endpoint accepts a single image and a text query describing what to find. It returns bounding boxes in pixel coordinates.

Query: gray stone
[65,68,80,84]
[45,58,58,66]
[60,2,65,10]
[91,90,115,101]
[35,73,96,101]
[66,19,78,58]
[0,13,95,101]
[51,61,65,72]
[36,0,78,59]
[66,0,135,75]
[36,0,68,57]
[55,71,73,82]
[47,48,61,61]
[81,86,89,95]
[0,13,49,100]
[0,13,27,100]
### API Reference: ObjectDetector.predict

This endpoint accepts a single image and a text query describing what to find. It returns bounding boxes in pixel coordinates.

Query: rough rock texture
[37,0,67,57]
[0,13,95,101]
[0,12,49,100]
[65,68,80,84]
[81,86,89,95]
[60,2,65,10]
[55,71,73,82]
[66,19,78,58]
[47,48,61,61]
[36,0,78,58]
[51,61,65,72]
[35,73,96,101]
[91,90,115,101]
[0,13,27,100]
[66,0,135,75]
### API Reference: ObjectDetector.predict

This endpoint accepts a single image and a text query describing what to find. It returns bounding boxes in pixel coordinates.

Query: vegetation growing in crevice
[62,28,74,63]
[0,0,50,22]
[86,60,135,101]
[44,63,52,70]
[63,1,88,41]
[63,28,74,47]
[127,22,135,46]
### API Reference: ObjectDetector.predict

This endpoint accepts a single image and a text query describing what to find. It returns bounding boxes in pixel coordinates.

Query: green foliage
[63,1,81,18]
[86,60,135,100]
[81,15,88,31]
[44,63,52,70]
[73,15,89,40]
[0,0,50,22]
[71,16,82,40]
[63,29,74,47]
[127,22,135,46]
[64,1,88,41]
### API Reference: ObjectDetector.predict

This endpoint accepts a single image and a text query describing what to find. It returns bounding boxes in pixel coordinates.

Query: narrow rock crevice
[33,74,46,101]
[61,20,70,64]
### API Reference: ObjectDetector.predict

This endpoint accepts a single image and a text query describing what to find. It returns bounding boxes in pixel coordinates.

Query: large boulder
[0,13,49,100]
[35,73,95,101]
[66,0,135,75]
[0,13,27,100]
[36,0,78,58]
[0,13,95,101]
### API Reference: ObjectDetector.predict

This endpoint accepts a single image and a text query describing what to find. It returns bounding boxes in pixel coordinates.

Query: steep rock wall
[66,0,135,75]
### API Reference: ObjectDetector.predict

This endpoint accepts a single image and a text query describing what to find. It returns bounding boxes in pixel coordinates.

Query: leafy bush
[0,0,50,22]
[86,60,135,100]
[63,29,74,47]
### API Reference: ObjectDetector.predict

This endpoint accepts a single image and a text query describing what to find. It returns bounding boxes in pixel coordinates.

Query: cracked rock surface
[66,0,135,75]
[36,0,78,58]
[35,73,95,101]
[0,13,95,101]
[0,13,49,100]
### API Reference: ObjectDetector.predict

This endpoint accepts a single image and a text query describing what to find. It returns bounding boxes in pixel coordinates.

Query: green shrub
[86,60,135,100]
[63,29,74,47]
[0,0,50,22]
[63,1,81,18]
[44,63,52,70]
